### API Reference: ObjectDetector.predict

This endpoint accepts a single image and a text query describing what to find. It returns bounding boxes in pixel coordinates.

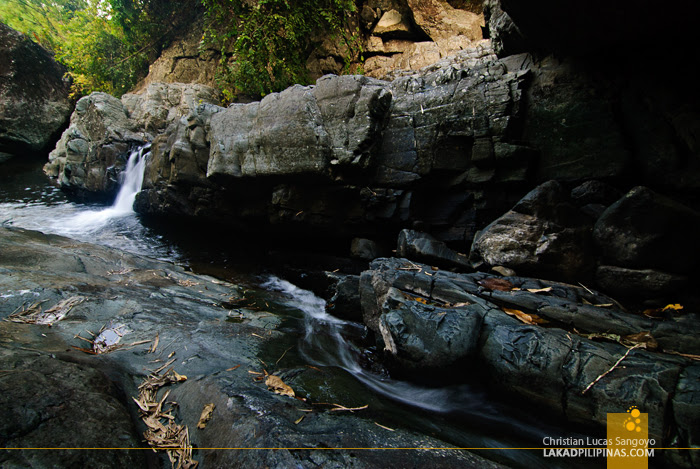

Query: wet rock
[326,273,363,322]
[595,265,688,299]
[0,227,503,468]
[470,180,594,281]
[0,24,72,161]
[593,186,700,274]
[360,257,700,456]
[397,229,472,270]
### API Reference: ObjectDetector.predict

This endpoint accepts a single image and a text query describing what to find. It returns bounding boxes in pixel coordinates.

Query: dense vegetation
[201,0,360,99]
[0,0,359,99]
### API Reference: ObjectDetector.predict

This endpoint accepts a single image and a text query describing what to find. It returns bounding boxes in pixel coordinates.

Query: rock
[135,19,220,90]
[379,287,489,368]
[570,180,623,208]
[470,181,594,281]
[359,257,700,456]
[406,0,484,43]
[596,265,688,299]
[372,9,414,37]
[0,227,503,468]
[0,23,72,161]
[326,273,362,322]
[44,83,221,199]
[0,347,147,468]
[483,0,526,56]
[593,186,700,274]
[397,229,471,270]
[351,237,384,260]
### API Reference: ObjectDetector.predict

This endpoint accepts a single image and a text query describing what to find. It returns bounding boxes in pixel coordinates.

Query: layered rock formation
[0,23,73,162]
[46,44,530,245]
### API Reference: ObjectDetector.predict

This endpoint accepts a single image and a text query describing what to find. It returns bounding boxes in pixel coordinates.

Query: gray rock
[326,273,362,322]
[484,0,527,56]
[593,186,700,274]
[596,265,688,299]
[0,24,72,160]
[397,229,472,270]
[360,257,700,456]
[470,180,594,280]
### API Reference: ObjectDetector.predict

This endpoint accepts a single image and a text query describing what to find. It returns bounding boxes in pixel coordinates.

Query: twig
[275,346,294,366]
[582,344,641,394]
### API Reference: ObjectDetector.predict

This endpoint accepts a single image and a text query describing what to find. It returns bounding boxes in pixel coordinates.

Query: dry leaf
[149,333,159,353]
[502,307,547,325]
[478,278,514,291]
[642,303,683,318]
[172,371,187,382]
[663,303,683,311]
[265,375,295,398]
[526,287,553,294]
[197,403,215,429]
[294,415,305,425]
[622,331,658,351]
[226,365,241,371]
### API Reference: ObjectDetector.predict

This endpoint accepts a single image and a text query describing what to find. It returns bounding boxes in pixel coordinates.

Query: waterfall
[54,146,149,235]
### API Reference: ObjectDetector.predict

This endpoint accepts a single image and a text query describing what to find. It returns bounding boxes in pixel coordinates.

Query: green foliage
[201,0,360,99]
[0,0,191,97]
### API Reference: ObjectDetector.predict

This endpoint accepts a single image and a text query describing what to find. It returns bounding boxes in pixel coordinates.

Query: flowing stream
[0,153,592,468]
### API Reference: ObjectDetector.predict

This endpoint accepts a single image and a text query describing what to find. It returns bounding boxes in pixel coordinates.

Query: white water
[0,146,177,259]
[51,147,148,236]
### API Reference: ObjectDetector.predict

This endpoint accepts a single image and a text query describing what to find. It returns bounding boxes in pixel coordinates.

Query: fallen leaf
[622,331,658,351]
[579,332,622,343]
[294,415,305,425]
[265,375,295,398]
[374,422,395,431]
[149,333,159,353]
[526,287,553,294]
[502,308,547,325]
[663,303,683,312]
[226,365,241,372]
[478,278,514,292]
[197,403,215,429]
[172,370,187,382]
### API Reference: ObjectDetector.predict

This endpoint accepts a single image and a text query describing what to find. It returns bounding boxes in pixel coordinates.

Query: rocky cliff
[0,23,73,162]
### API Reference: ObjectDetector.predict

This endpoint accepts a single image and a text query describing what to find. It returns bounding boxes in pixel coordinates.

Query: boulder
[0,23,72,161]
[595,265,688,299]
[406,0,483,43]
[593,186,700,274]
[470,180,594,281]
[397,229,471,270]
[483,0,526,56]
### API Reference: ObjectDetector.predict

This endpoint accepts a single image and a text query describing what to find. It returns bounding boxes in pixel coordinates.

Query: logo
[607,406,653,468]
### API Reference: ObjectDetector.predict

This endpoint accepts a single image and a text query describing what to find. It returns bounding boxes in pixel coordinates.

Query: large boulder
[593,186,700,274]
[470,180,594,281]
[0,23,72,162]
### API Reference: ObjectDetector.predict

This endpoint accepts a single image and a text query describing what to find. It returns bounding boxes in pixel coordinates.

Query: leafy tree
[201,0,360,99]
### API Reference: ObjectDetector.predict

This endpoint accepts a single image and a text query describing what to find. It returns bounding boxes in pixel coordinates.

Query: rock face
[44,83,221,200]
[0,23,73,162]
[47,45,531,244]
[0,226,503,469]
[359,257,700,465]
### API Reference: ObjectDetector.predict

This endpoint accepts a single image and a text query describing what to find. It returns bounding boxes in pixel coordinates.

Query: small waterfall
[54,146,149,235]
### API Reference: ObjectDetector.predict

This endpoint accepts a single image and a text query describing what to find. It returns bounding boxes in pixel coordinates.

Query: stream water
[0,153,596,468]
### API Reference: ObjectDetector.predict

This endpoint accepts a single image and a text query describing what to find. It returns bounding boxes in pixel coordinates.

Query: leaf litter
[6,296,85,325]
[134,366,196,468]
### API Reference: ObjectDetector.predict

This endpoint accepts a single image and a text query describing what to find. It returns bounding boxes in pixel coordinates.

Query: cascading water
[262,276,584,468]
[54,146,149,235]
[0,146,177,259]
